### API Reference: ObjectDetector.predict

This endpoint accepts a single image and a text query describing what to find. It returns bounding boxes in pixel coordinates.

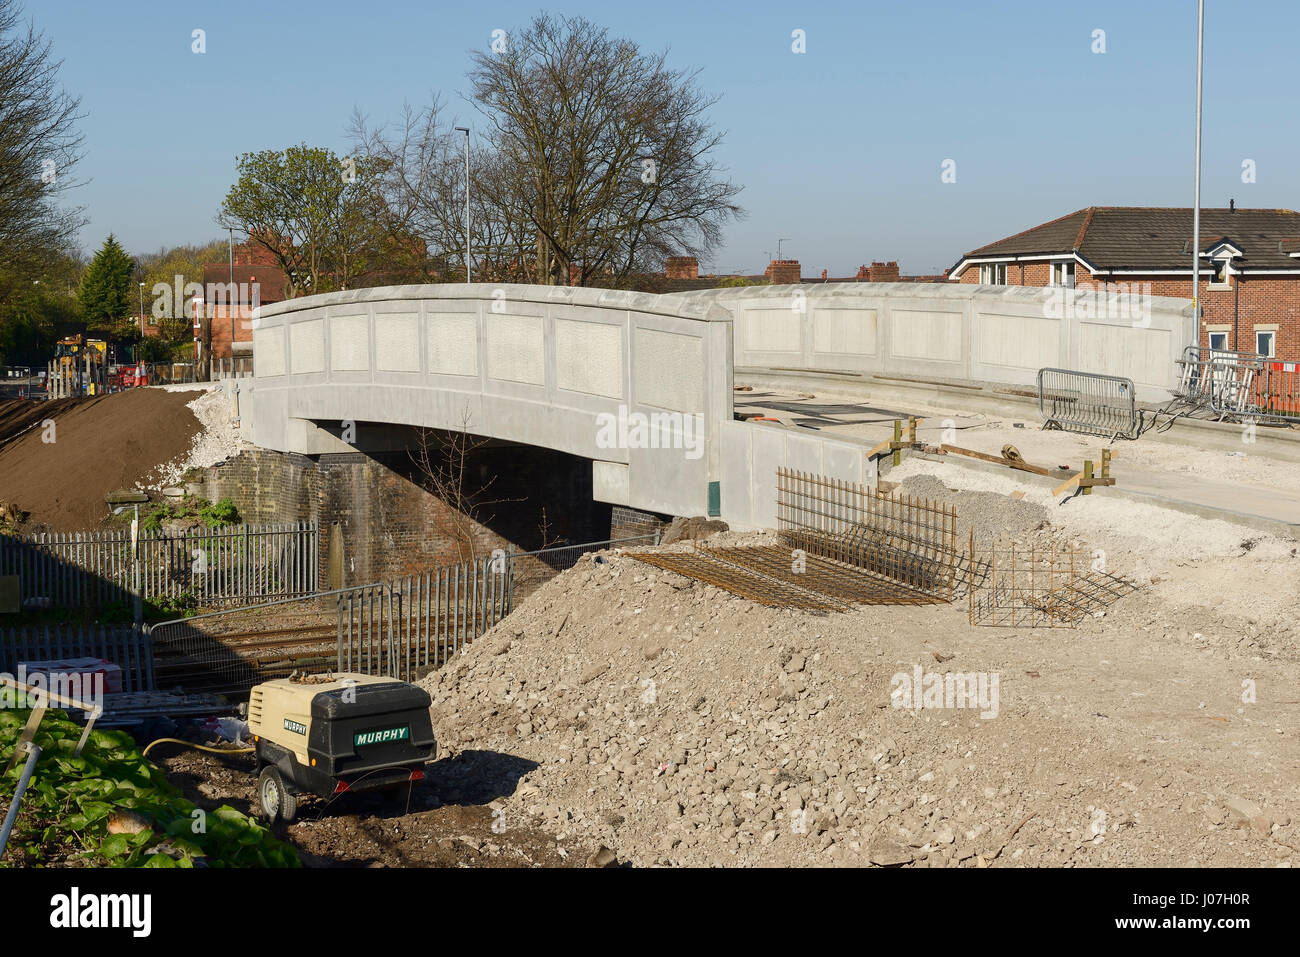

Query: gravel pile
[898,473,1052,551]
[421,516,1299,867]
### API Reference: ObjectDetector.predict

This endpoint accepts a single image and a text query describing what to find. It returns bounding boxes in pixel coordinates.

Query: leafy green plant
[138,496,240,532]
[147,592,199,619]
[94,600,135,624]
[0,709,298,868]
[139,502,174,533]
[198,498,240,527]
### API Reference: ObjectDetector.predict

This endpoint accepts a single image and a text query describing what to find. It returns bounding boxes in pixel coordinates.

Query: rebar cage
[629,470,959,610]
[776,467,958,602]
[966,538,1138,628]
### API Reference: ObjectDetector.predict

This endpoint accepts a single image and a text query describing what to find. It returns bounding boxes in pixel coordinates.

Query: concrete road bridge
[244,282,1195,528]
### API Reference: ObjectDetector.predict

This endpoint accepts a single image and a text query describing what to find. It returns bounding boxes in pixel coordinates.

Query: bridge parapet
[249,283,734,517]
[667,282,1196,402]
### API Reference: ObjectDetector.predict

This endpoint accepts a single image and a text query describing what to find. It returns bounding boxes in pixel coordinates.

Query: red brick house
[196,241,291,360]
[948,207,1300,358]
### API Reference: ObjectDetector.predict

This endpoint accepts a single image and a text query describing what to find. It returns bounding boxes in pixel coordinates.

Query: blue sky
[30,0,1300,275]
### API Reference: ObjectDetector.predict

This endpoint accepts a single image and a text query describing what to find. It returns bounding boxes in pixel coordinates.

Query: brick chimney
[665,256,699,279]
[856,265,869,280]
[569,262,581,286]
[868,261,900,282]
[765,259,801,284]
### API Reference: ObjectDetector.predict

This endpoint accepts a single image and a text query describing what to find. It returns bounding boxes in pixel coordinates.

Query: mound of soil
[0,397,82,446]
[0,390,201,531]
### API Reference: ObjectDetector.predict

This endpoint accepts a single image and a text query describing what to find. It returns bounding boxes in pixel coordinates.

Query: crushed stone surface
[420,473,1300,868]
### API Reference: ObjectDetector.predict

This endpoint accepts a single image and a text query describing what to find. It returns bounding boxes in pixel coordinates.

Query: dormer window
[1202,240,1241,289]
[1208,256,1230,288]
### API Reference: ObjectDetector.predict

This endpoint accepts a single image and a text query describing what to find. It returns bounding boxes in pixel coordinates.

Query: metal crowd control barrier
[1173,346,1263,419]
[1037,368,1139,440]
[1172,347,1300,424]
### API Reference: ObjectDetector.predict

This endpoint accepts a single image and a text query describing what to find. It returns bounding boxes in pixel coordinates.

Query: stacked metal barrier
[1169,346,1300,425]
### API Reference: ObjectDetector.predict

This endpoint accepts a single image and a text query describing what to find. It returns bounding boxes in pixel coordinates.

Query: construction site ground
[413,455,1300,868]
[735,387,1300,531]
[148,745,590,868]
[9,382,1299,868]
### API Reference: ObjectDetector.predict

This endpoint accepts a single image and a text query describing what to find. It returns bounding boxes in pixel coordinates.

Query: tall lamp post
[228,227,236,374]
[1191,0,1205,334]
[455,126,471,283]
[138,282,144,363]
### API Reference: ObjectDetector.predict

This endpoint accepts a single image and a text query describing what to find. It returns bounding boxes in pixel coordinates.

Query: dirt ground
[0,390,201,530]
[148,742,598,868]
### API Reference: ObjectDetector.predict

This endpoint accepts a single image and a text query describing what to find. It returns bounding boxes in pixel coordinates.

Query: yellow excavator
[52,335,107,395]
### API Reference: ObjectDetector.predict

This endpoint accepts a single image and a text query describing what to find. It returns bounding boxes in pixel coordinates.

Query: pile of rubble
[421,519,1298,867]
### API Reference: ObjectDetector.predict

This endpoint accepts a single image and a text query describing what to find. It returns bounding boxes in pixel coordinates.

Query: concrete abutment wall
[188,442,615,587]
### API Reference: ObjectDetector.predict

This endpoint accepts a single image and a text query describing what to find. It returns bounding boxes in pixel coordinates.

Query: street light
[228,226,236,372]
[138,282,144,363]
[1191,0,1205,330]
[454,127,471,283]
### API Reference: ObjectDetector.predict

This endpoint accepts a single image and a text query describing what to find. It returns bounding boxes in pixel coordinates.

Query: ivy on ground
[0,709,298,868]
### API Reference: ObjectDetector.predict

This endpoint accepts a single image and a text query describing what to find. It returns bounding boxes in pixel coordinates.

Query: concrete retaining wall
[717,420,879,530]
[666,283,1197,402]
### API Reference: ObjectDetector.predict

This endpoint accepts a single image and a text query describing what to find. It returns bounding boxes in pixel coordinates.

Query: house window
[1208,332,1228,351]
[1256,331,1275,357]
[1208,257,1230,288]
[1050,261,1076,287]
[979,263,1007,285]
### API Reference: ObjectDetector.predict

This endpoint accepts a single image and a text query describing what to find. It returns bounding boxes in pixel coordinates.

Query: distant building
[948,207,1300,357]
[586,256,942,294]
[196,241,291,360]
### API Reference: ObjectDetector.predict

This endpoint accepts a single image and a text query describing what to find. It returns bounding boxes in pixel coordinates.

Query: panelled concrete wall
[718,420,879,530]
[250,284,733,518]
[667,284,1197,401]
[249,282,1197,531]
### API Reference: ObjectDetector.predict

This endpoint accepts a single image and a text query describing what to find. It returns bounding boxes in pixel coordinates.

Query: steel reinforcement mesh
[628,470,959,611]
[966,542,1140,628]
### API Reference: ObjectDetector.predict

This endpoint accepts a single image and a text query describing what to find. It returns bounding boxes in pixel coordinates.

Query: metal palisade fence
[148,535,660,698]
[0,522,319,610]
[0,625,153,693]
[340,556,512,682]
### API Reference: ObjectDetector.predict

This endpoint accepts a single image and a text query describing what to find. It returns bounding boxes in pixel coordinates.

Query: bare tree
[0,0,85,280]
[407,410,520,562]
[468,13,744,284]
[350,100,538,283]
